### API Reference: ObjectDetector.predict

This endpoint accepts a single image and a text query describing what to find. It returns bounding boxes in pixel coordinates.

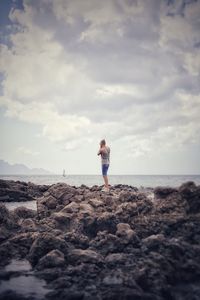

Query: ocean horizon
[0,174,200,188]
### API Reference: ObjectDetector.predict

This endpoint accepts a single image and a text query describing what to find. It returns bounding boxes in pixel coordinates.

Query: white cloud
[0,97,92,142]
[17,146,39,156]
[120,119,200,160]
[64,137,93,151]
[52,0,147,43]
[177,92,200,121]
[42,113,91,142]
[184,51,200,76]
[96,84,143,99]
[159,1,200,51]
[0,0,199,174]
[159,16,190,49]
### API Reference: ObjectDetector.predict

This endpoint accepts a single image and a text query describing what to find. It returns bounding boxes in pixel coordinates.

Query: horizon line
[0,174,200,176]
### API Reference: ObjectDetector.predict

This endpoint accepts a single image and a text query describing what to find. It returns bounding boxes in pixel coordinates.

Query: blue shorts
[102,164,109,176]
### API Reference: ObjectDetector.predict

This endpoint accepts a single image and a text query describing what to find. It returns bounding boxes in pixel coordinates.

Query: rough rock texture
[179,181,200,213]
[28,232,69,266]
[13,206,37,219]
[154,186,178,198]
[0,180,200,300]
[36,249,66,270]
[0,179,49,202]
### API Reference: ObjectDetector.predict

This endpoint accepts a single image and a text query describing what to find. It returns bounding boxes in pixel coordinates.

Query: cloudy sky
[0,0,200,175]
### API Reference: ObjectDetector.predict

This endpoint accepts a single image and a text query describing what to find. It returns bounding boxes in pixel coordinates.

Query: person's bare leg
[103,175,109,189]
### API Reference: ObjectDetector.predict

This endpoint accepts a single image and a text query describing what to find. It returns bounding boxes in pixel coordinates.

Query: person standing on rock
[97,139,110,192]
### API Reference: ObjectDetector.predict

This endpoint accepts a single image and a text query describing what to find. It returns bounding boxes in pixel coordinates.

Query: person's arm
[98,146,106,156]
[97,148,102,156]
[98,147,107,156]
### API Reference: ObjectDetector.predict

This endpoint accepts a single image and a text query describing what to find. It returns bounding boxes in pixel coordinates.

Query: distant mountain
[0,159,52,175]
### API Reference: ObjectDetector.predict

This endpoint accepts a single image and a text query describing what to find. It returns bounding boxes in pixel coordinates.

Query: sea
[0,174,200,188]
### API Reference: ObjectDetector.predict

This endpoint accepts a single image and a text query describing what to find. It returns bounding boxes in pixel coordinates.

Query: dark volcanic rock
[179,181,200,213]
[0,226,10,243]
[118,190,137,202]
[116,222,139,245]
[69,248,103,265]
[13,206,37,219]
[96,212,117,234]
[0,179,49,202]
[20,218,37,232]
[0,204,18,230]
[0,290,32,300]
[0,180,200,300]
[154,186,178,198]
[141,234,165,251]
[0,203,10,223]
[37,183,79,219]
[28,232,69,266]
[36,249,66,270]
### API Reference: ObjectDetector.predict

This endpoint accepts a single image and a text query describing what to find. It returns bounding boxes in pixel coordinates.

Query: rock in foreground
[0,180,200,300]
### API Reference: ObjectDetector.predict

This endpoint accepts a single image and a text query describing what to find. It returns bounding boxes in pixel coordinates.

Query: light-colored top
[101,146,110,165]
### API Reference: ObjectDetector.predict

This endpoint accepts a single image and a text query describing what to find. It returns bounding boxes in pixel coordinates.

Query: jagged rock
[116,223,135,239]
[96,212,117,234]
[119,191,137,202]
[79,203,94,216]
[28,233,68,266]
[105,253,129,265]
[116,202,138,218]
[48,183,77,201]
[37,201,48,219]
[179,181,200,213]
[154,186,178,199]
[0,204,18,230]
[103,195,116,207]
[36,184,79,219]
[9,232,39,250]
[61,202,80,213]
[73,194,84,203]
[64,231,89,249]
[0,290,31,300]
[53,211,71,226]
[0,241,14,266]
[0,232,39,261]
[90,185,101,192]
[0,226,11,243]
[89,198,104,208]
[13,206,37,219]
[1,179,200,300]
[142,234,165,251]
[43,195,57,209]
[20,218,37,232]
[36,249,65,270]
[69,248,103,264]
[137,198,153,214]
[89,231,122,255]
[0,203,10,224]
[0,179,48,202]
[80,214,98,238]
[102,273,123,286]
[84,191,100,200]
[113,184,138,192]
[116,223,140,247]
[0,188,31,202]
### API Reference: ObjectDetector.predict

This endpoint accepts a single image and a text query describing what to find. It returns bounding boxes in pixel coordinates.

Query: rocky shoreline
[0,179,49,202]
[0,179,200,299]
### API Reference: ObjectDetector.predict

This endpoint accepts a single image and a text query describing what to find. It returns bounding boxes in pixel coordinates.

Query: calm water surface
[0,259,51,299]
[1,174,200,187]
